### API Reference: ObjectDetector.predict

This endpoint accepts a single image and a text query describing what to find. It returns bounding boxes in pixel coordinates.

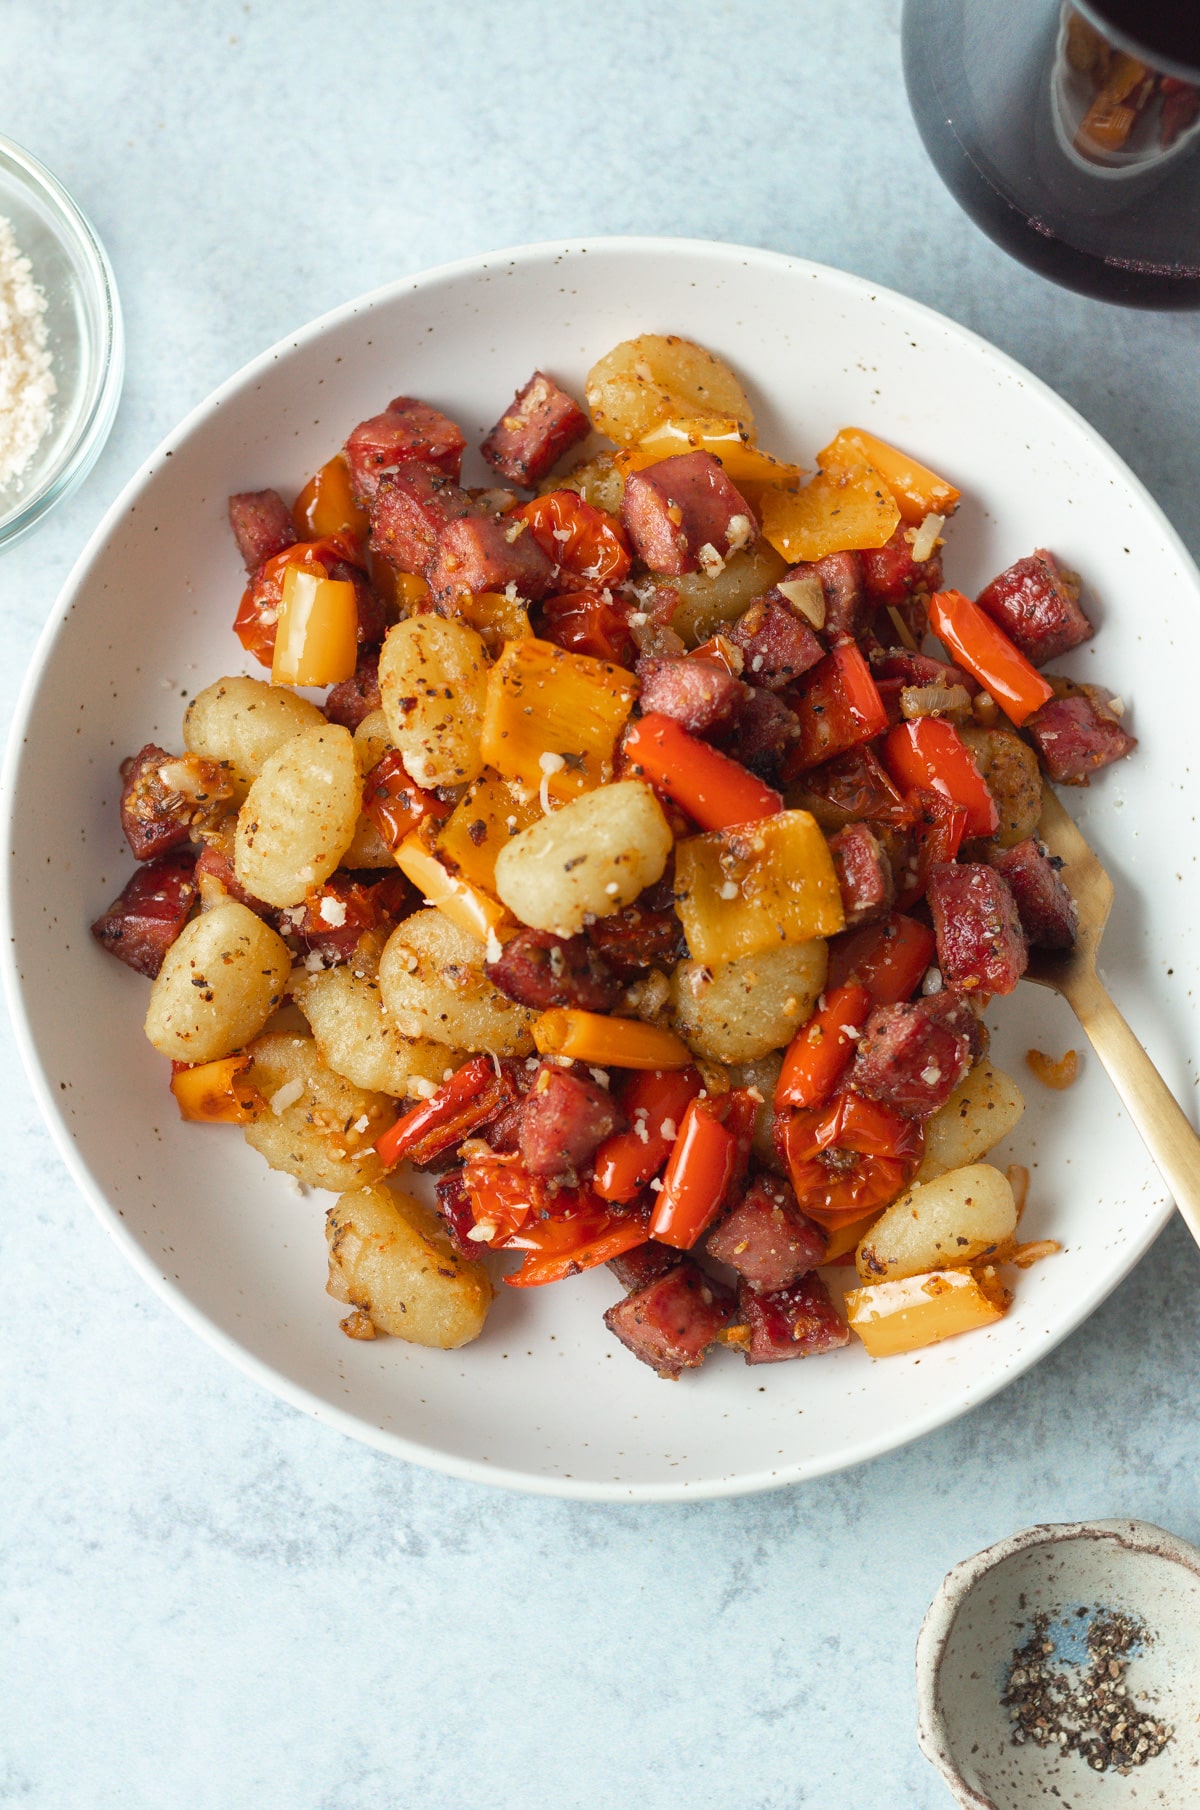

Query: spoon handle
[1066,969,1200,1245]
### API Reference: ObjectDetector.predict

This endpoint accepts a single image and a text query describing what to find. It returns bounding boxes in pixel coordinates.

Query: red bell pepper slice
[786,643,889,772]
[882,718,998,839]
[928,589,1054,727]
[649,1096,739,1249]
[623,713,783,831]
[374,1056,518,1169]
[776,1091,924,1229]
[503,1212,648,1288]
[592,1067,705,1203]
[895,785,969,909]
[363,749,452,852]
[826,912,937,1006]
[539,590,637,666]
[775,983,872,1110]
[517,490,632,587]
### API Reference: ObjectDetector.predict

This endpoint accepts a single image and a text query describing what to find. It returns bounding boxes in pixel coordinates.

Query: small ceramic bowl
[916,1519,1200,1807]
[0,134,123,548]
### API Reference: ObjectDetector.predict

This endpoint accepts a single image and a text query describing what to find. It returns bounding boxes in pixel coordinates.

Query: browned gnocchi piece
[144,901,291,1062]
[241,1031,395,1191]
[326,1184,493,1347]
[669,940,827,1064]
[493,780,673,937]
[585,333,755,445]
[183,676,326,796]
[377,616,488,789]
[234,723,360,907]
[377,909,535,1056]
[293,964,462,1098]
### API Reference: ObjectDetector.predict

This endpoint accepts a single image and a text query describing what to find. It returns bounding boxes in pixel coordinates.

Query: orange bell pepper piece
[818,428,959,526]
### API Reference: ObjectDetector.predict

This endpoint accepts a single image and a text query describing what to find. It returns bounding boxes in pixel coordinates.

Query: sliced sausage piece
[427,513,557,603]
[484,926,622,1012]
[723,685,800,779]
[728,592,824,690]
[927,861,1028,995]
[810,550,867,642]
[586,898,684,978]
[324,651,382,731]
[368,463,475,575]
[345,396,466,501]
[90,849,198,979]
[604,1261,735,1378]
[861,523,943,609]
[519,1063,622,1179]
[635,655,746,736]
[987,838,1077,949]
[829,822,896,927]
[228,489,297,573]
[480,371,589,487]
[608,1240,685,1292]
[739,1273,849,1364]
[706,1173,827,1293]
[1023,687,1135,785]
[120,745,233,861]
[620,451,757,577]
[849,991,986,1118]
[192,841,274,917]
[975,551,1092,667]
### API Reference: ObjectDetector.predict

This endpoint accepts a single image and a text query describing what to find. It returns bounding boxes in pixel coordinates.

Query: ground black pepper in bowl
[1002,1607,1174,1775]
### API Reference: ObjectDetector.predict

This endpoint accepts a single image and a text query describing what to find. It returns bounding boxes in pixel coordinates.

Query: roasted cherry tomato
[517,490,632,586]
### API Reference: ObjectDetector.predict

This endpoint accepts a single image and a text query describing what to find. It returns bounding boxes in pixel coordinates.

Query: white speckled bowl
[917,1520,1200,1807]
[3,237,1198,1497]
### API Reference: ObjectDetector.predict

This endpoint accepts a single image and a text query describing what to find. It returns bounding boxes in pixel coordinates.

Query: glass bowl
[0,135,123,548]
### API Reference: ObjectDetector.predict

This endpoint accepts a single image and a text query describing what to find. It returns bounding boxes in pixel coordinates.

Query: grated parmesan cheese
[0,216,55,493]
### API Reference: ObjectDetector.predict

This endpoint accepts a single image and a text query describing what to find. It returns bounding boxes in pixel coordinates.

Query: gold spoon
[1025,783,1200,1242]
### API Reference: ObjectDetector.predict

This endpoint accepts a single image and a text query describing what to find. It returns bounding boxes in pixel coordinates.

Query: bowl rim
[914,1517,1200,1807]
[0,133,125,548]
[0,233,1188,1498]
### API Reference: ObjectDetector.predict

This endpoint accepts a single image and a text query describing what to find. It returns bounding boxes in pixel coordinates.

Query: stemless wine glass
[903,0,1200,306]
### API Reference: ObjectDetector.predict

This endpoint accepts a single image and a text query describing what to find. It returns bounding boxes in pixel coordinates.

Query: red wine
[903,0,1200,308]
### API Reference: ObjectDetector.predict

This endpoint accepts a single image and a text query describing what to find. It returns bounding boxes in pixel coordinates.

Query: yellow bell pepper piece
[759,465,901,564]
[480,637,638,801]
[674,810,844,966]
[171,1055,262,1125]
[845,1267,1010,1358]
[395,831,511,943]
[636,417,804,487]
[292,453,370,542]
[818,427,959,526]
[454,590,532,650]
[393,571,431,611]
[271,564,359,687]
[532,1009,693,1071]
[435,774,542,893]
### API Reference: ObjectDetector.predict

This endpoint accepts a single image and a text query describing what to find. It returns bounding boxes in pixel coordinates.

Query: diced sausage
[738,1273,849,1364]
[427,513,557,604]
[368,463,475,575]
[608,1240,686,1292]
[620,451,757,577]
[728,592,824,690]
[228,489,297,573]
[870,648,974,693]
[586,897,685,978]
[849,991,986,1118]
[828,822,896,927]
[635,655,746,736]
[723,685,800,779]
[604,1261,735,1378]
[519,1063,622,1179]
[345,396,466,501]
[119,745,234,861]
[798,551,867,642]
[324,651,382,731]
[861,523,944,610]
[975,551,1092,667]
[193,840,274,916]
[1023,685,1136,786]
[480,371,590,487]
[927,861,1028,995]
[706,1173,827,1293]
[484,926,622,1012]
[90,850,198,979]
[436,1169,488,1261]
[987,838,1077,949]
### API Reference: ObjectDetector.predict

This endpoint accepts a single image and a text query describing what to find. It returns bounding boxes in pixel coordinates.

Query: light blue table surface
[3,4,1199,1806]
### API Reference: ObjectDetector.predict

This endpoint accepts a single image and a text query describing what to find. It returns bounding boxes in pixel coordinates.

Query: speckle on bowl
[916,1519,1200,1807]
